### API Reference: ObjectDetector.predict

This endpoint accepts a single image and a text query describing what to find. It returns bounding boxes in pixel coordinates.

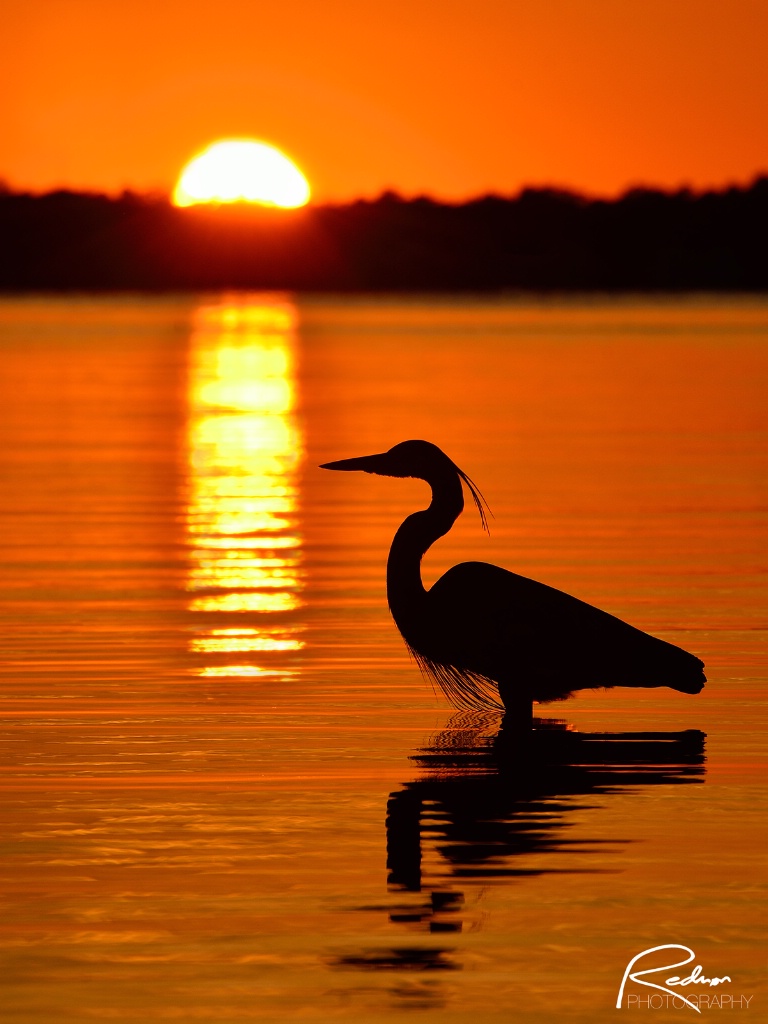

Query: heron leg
[497,684,533,732]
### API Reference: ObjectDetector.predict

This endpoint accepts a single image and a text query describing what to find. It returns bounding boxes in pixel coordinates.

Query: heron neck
[386,471,464,621]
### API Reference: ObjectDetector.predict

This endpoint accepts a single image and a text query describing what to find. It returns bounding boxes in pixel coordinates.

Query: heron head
[320,440,492,531]
[320,440,451,480]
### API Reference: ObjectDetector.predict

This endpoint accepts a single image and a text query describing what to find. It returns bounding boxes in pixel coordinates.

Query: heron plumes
[454,465,493,534]
[408,644,504,712]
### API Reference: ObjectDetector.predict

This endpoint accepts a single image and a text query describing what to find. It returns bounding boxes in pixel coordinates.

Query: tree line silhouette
[0,177,766,290]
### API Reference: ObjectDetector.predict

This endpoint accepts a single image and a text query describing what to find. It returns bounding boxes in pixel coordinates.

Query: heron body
[321,440,705,720]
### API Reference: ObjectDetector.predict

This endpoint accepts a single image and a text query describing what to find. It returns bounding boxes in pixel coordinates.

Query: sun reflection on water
[186,295,305,676]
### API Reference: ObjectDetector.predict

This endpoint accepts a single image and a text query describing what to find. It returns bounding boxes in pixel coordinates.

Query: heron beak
[320,453,389,474]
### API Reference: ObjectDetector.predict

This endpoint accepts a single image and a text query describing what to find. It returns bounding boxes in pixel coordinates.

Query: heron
[320,440,705,726]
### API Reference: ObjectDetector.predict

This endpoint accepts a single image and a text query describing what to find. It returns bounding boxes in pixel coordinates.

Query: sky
[3,0,767,203]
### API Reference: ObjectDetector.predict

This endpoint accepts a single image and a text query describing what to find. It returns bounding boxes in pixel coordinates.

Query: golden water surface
[0,294,765,1022]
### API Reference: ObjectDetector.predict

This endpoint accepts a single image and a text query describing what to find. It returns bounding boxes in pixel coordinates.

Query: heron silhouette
[321,440,705,725]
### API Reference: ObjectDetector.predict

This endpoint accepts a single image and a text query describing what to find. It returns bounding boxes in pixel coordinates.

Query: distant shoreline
[1,179,766,291]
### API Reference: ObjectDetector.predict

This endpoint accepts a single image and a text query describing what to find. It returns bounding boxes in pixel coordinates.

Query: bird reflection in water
[329,715,705,994]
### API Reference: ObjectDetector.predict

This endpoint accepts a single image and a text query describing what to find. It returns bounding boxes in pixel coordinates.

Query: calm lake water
[0,294,766,1022]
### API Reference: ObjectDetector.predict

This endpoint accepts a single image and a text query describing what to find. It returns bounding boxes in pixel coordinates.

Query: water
[0,293,765,1022]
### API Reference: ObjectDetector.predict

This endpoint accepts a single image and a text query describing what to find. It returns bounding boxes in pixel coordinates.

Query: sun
[173,139,310,209]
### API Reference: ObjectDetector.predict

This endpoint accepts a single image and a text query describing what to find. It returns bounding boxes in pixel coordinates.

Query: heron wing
[426,561,704,700]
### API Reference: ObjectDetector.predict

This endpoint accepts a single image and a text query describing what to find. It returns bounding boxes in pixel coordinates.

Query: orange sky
[3,0,767,202]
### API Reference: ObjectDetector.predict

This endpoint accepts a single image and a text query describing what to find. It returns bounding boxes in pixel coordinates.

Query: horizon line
[1,172,767,208]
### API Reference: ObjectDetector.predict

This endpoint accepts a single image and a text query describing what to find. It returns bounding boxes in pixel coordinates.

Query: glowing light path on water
[186,296,305,678]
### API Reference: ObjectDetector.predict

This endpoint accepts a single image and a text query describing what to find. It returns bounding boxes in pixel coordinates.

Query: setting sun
[173,139,310,209]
